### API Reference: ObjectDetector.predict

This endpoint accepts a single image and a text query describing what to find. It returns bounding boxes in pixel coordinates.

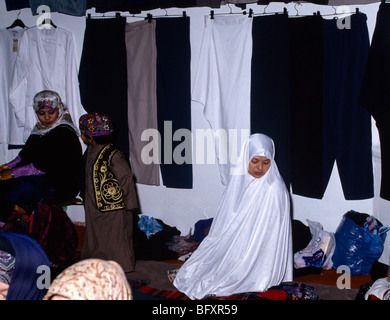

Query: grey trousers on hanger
[125,20,160,186]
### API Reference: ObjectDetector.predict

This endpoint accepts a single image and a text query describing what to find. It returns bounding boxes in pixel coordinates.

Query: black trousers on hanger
[360,3,390,201]
[322,13,373,200]
[288,16,324,199]
[79,17,129,158]
[251,14,291,190]
[155,17,193,189]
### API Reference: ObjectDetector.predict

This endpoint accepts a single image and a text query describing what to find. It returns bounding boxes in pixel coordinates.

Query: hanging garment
[192,15,252,186]
[9,26,85,143]
[5,0,30,11]
[173,134,293,299]
[288,15,324,199]
[359,3,390,201]
[79,17,130,158]
[250,13,291,190]
[0,27,26,147]
[155,17,193,189]
[322,13,373,200]
[29,0,87,16]
[125,20,160,186]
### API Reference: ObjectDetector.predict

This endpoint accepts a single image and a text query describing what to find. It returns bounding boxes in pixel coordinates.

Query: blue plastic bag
[332,211,389,275]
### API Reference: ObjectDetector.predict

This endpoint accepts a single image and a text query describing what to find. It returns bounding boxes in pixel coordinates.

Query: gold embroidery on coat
[93,144,125,212]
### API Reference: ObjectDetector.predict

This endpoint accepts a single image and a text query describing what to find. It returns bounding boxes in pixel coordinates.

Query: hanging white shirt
[192,15,252,186]
[174,134,293,299]
[0,27,26,145]
[9,26,86,142]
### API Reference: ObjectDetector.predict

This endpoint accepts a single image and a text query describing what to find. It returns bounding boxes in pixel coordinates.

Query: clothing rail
[86,11,188,20]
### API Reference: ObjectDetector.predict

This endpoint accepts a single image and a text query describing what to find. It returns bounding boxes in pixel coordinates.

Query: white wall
[0,0,388,264]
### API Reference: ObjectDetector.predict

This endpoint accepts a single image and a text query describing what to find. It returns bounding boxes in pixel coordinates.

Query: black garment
[155,17,193,189]
[5,0,30,11]
[0,125,82,222]
[251,13,291,190]
[289,16,324,199]
[133,214,180,261]
[18,124,82,202]
[359,3,390,201]
[322,13,373,200]
[79,17,129,158]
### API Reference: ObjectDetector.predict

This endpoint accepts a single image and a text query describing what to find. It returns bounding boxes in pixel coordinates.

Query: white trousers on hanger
[192,15,252,186]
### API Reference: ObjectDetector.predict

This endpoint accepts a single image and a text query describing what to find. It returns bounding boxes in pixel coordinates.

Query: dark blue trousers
[322,13,373,200]
[155,17,193,189]
[251,14,291,190]
[360,3,390,201]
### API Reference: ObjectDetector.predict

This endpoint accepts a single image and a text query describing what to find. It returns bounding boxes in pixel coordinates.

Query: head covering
[43,259,133,300]
[79,113,114,137]
[31,90,79,136]
[174,133,293,299]
[0,250,15,285]
[0,232,50,300]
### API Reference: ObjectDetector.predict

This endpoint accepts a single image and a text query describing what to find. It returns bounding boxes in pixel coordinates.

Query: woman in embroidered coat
[79,113,138,273]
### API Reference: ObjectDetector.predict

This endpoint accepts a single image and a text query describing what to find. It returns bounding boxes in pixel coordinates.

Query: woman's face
[0,282,9,300]
[36,108,59,127]
[248,156,271,179]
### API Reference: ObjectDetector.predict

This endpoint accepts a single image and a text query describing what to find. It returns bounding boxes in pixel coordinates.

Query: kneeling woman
[0,90,82,222]
[173,133,293,299]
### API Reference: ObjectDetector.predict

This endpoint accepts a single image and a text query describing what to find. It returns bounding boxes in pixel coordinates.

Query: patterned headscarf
[31,90,79,136]
[0,250,15,285]
[79,113,114,137]
[43,259,133,300]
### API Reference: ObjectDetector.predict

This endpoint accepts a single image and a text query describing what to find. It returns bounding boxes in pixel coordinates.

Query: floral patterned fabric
[43,258,133,300]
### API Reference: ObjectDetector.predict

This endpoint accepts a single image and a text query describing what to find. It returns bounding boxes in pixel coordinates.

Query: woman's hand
[0,164,9,172]
[0,169,13,181]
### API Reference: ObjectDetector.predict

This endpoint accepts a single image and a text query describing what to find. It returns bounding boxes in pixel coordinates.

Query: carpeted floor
[125,260,373,300]
[73,223,381,300]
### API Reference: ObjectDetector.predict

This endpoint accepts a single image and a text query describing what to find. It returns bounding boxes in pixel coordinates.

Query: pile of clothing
[293,211,389,278]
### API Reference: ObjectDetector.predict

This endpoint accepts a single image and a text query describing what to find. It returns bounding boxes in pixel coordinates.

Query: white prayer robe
[192,15,252,186]
[0,27,26,145]
[174,134,293,299]
[9,26,86,142]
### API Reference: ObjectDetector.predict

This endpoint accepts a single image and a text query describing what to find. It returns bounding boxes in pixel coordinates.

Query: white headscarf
[174,133,293,299]
[30,90,79,136]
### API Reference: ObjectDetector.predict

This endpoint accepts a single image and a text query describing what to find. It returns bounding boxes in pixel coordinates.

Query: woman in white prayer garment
[173,133,293,299]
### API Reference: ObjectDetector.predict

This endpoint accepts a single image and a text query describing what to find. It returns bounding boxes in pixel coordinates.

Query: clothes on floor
[133,214,180,261]
[173,134,293,299]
